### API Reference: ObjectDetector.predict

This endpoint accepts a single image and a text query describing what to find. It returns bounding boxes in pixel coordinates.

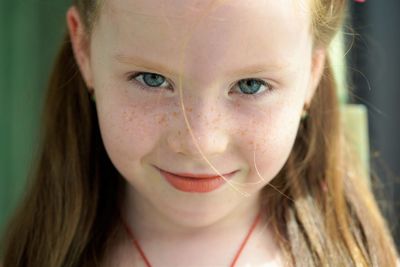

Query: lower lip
[159,169,236,193]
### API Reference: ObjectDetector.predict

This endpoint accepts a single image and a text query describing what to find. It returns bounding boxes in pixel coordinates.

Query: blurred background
[1,0,399,251]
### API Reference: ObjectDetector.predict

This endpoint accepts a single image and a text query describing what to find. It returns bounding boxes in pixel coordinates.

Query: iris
[238,79,263,94]
[143,73,165,87]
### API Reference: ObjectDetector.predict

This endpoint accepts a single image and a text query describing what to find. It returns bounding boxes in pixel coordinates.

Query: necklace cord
[230,211,261,267]
[121,218,153,267]
[121,211,262,267]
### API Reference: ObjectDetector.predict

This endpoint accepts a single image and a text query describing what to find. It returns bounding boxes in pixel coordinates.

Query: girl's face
[69,0,325,226]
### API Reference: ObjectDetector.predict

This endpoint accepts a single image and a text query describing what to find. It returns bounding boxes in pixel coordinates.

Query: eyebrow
[114,53,288,78]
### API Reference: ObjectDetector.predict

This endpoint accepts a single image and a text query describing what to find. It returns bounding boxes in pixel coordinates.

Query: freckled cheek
[97,106,167,172]
[237,111,300,183]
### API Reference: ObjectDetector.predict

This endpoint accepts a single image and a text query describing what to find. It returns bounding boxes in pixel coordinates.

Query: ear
[305,48,326,105]
[66,6,94,89]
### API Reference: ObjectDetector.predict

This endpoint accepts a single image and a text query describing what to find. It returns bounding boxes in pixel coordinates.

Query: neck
[112,185,284,267]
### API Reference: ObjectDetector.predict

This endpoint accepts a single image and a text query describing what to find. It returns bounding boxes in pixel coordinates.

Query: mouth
[157,168,237,193]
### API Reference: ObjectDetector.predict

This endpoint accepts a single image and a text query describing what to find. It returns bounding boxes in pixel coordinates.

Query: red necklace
[121,212,262,267]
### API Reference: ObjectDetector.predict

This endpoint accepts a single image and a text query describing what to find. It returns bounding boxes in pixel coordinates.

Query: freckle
[158,115,167,124]
[122,110,133,122]
[173,112,178,117]
[186,107,193,112]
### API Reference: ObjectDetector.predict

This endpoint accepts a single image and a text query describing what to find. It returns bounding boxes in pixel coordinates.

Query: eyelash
[126,72,274,99]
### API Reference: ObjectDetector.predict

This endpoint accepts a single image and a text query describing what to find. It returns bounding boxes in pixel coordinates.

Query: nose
[167,98,229,159]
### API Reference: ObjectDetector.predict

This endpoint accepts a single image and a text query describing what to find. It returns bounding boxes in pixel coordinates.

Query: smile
[157,168,237,193]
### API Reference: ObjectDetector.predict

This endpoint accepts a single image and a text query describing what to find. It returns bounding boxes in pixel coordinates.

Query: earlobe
[306,48,326,105]
[66,6,93,89]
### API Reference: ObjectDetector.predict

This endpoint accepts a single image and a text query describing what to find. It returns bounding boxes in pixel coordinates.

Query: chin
[158,200,235,230]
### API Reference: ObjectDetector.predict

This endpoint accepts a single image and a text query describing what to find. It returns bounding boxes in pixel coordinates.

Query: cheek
[96,100,166,175]
[236,104,301,184]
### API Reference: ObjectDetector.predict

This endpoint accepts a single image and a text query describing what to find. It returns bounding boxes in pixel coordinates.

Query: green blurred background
[0,0,71,234]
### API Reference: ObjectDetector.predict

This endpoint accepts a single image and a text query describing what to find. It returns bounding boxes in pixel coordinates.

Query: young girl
[1,0,399,266]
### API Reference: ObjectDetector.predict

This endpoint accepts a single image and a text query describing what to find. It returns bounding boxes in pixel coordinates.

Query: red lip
[158,169,237,193]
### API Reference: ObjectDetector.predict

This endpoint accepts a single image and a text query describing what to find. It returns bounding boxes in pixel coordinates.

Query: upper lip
[155,166,236,179]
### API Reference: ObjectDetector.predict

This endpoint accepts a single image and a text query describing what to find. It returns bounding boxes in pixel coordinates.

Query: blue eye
[143,73,165,87]
[129,72,171,90]
[236,79,270,95]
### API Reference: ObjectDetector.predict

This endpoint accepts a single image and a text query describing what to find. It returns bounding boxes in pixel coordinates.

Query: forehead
[100,0,311,37]
[95,0,312,79]
[102,0,310,21]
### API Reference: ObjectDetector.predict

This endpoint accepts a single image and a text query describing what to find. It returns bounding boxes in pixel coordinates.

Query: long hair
[1,0,398,266]
[1,29,124,265]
